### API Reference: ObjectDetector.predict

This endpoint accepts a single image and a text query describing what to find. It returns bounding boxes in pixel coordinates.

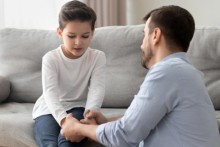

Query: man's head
[141,5,195,69]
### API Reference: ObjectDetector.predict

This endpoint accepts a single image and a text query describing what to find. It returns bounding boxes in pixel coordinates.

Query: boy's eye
[67,36,89,39]
[82,36,89,38]
[68,36,75,39]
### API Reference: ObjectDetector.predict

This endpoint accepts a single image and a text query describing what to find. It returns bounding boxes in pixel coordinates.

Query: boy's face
[57,21,94,59]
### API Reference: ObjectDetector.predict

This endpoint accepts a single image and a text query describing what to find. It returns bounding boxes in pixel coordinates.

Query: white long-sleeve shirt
[96,52,220,147]
[33,46,106,125]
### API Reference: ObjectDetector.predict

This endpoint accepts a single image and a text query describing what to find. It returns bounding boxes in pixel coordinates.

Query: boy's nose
[75,38,82,45]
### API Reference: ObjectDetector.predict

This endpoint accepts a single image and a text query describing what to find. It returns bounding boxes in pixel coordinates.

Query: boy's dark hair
[59,0,96,31]
[143,5,195,52]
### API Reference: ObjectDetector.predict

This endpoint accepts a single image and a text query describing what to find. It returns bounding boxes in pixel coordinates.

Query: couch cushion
[187,28,220,110]
[0,75,10,103]
[0,26,147,107]
[91,25,147,107]
[0,102,125,147]
[0,28,61,103]
[0,102,37,147]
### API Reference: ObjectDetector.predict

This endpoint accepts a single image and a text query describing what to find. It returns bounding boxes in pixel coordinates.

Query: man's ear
[152,27,162,45]
[56,27,63,39]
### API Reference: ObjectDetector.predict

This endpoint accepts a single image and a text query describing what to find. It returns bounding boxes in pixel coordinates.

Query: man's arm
[107,115,122,122]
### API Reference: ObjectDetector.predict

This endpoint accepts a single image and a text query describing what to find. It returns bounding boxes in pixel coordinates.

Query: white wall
[1,0,220,29]
[127,0,220,27]
[0,0,67,30]
[0,0,4,28]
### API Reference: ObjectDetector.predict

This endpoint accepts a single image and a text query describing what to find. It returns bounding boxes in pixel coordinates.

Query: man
[61,5,220,147]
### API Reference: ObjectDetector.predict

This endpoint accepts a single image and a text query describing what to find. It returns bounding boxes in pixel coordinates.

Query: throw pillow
[0,76,10,103]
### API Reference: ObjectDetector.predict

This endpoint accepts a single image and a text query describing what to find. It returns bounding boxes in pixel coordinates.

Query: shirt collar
[150,52,187,70]
[161,52,186,62]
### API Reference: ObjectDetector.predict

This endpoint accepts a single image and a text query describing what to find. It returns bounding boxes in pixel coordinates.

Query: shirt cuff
[83,107,100,117]
[96,123,107,144]
[57,112,67,126]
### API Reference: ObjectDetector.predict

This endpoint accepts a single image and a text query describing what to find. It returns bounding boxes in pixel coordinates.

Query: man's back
[95,52,220,147]
[141,52,220,147]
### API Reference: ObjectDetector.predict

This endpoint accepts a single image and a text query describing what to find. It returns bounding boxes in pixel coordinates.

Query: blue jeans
[34,107,85,147]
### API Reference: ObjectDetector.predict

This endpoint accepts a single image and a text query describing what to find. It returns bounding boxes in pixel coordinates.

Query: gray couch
[0,25,219,147]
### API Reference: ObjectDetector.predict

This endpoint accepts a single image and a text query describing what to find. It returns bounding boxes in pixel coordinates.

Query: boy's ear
[56,28,63,39]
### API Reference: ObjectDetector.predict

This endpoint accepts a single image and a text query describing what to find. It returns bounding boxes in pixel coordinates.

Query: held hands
[60,114,85,142]
[60,110,108,142]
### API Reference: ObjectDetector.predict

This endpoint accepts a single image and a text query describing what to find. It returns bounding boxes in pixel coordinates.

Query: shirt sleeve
[96,64,178,147]
[85,51,106,114]
[42,54,67,126]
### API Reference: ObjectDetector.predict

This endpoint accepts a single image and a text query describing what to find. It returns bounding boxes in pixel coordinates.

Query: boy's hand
[80,116,97,125]
[81,110,108,125]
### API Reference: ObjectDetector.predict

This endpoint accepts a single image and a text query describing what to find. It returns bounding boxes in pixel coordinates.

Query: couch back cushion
[0,25,147,107]
[0,28,61,102]
[2,26,219,109]
[91,25,147,107]
[187,28,220,110]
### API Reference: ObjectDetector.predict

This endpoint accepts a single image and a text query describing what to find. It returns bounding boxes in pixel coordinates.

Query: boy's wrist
[60,117,66,127]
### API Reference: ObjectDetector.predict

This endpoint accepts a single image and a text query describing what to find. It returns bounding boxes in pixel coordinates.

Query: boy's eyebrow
[67,32,90,35]
[83,32,90,35]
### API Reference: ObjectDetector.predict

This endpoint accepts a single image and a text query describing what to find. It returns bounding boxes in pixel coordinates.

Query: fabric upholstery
[0,26,147,107]
[187,28,220,110]
[0,102,124,147]
[91,25,147,107]
[0,28,61,103]
[0,103,36,147]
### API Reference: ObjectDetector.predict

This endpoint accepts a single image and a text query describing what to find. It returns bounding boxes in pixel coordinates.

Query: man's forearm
[77,123,99,142]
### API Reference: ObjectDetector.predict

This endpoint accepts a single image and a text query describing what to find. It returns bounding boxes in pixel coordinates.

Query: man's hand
[60,114,85,142]
[81,110,108,125]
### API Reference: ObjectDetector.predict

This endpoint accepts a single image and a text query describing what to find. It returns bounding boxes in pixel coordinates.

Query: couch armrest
[0,76,10,103]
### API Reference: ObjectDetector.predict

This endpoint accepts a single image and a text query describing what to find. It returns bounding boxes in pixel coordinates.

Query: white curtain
[80,0,127,27]
[0,0,127,30]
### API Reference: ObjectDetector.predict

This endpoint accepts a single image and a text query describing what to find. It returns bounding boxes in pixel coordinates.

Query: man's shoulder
[148,57,194,81]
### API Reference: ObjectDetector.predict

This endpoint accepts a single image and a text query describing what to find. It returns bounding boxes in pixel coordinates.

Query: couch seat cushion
[0,102,126,147]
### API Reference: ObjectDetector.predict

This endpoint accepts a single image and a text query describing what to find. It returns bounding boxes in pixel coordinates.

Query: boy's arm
[42,55,67,126]
[85,52,106,114]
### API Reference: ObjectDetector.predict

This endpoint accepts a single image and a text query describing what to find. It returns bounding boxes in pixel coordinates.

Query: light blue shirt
[96,52,220,147]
